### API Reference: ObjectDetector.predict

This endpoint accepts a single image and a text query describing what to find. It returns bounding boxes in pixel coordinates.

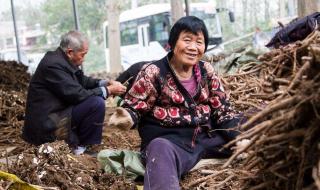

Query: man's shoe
[73,146,86,155]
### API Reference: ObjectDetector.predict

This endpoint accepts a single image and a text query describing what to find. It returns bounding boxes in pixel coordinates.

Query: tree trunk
[265,0,270,21]
[216,0,227,8]
[279,0,286,18]
[288,0,297,17]
[287,0,296,16]
[254,0,259,24]
[107,0,122,73]
[249,1,254,28]
[170,0,184,24]
[298,0,320,17]
[242,0,248,30]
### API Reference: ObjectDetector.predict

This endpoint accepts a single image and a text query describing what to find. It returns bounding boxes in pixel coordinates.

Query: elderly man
[23,30,126,155]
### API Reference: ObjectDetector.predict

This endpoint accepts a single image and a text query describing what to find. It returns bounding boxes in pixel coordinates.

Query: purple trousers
[142,133,226,190]
[71,96,105,145]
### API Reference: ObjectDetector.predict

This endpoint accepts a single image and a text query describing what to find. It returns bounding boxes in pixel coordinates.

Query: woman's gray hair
[59,30,88,52]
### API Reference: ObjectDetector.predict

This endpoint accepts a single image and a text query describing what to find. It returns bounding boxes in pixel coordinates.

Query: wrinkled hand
[106,80,127,96]
[108,107,133,130]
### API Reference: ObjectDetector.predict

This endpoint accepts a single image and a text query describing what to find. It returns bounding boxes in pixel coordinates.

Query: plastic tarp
[97,149,145,179]
[0,170,41,190]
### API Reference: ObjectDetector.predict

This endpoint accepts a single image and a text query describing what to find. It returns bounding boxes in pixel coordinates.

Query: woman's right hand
[108,107,133,130]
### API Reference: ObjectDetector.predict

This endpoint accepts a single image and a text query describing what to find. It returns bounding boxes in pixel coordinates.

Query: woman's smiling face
[172,30,205,67]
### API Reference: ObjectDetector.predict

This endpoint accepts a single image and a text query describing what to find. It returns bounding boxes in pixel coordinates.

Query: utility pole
[10,0,21,64]
[71,0,83,70]
[185,0,190,16]
[72,0,80,31]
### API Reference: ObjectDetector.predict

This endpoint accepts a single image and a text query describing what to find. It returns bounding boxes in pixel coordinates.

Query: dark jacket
[266,12,320,48]
[23,48,104,145]
[123,52,239,152]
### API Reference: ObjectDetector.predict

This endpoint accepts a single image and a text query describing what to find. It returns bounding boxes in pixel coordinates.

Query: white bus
[103,3,224,71]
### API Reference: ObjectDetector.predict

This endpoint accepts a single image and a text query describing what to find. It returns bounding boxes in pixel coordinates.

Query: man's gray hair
[59,30,88,52]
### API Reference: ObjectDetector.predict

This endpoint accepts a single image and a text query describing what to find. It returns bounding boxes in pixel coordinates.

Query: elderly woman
[109,16,241,189]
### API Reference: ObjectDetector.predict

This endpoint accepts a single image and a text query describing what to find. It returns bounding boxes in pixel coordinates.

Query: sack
[266,12,320,48]
[97,149,145,179]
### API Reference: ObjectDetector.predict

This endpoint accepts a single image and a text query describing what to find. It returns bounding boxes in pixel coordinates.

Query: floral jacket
[123,52,237,151]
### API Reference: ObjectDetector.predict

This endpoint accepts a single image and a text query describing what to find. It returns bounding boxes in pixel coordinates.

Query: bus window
[192,11,219,36]
[149,13,170,48]
[120,20,138,46]
[204,15,220,35]
[191,9,222,45]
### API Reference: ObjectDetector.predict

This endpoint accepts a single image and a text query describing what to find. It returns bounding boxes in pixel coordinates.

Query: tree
[107,0,122,73]
[40,0,107,41]
[36,0,108,74]
[242,0,248,30]
[288,0,296,17]
[170,0,184,24]
[298,0,320,17]
[264,0,270,21]
[279,0,286,18]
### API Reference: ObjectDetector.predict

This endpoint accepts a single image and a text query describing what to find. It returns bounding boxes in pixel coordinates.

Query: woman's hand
[108,107,133,130]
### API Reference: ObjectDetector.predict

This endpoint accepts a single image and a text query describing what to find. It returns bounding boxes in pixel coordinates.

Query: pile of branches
[204,30,320,189]
[9,141,136,190]
[0,61,30,147]
[183,29,320,190]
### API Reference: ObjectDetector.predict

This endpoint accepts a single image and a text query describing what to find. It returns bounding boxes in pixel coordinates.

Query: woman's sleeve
[204,62,237,125]
[122,64,160,125]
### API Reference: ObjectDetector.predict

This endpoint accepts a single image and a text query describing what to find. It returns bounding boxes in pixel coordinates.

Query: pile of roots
[8,141,136,190]
[0,61,30,149]
[184,30,320,189]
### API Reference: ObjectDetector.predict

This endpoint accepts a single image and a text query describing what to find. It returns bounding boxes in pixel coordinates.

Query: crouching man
[23,30,126,155]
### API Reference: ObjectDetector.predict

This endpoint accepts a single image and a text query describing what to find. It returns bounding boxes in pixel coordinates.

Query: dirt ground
[0,61,142,189]
[0,107,199,190]
[0,101,205,190]
[1,108,142,190]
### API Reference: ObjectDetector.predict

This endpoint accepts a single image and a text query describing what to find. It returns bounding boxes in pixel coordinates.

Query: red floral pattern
[145,64,160,77]
[132,80,147,94]
[172,91,184,104]
[153,107,167,120]
[202,105,210,113]
[168,107,180,118]
[211,77,220,90]
[183,115,191,123]
[167,77,176,90]
[134,101,147,110]
[198,88,209,102]
[210,96,222,108]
